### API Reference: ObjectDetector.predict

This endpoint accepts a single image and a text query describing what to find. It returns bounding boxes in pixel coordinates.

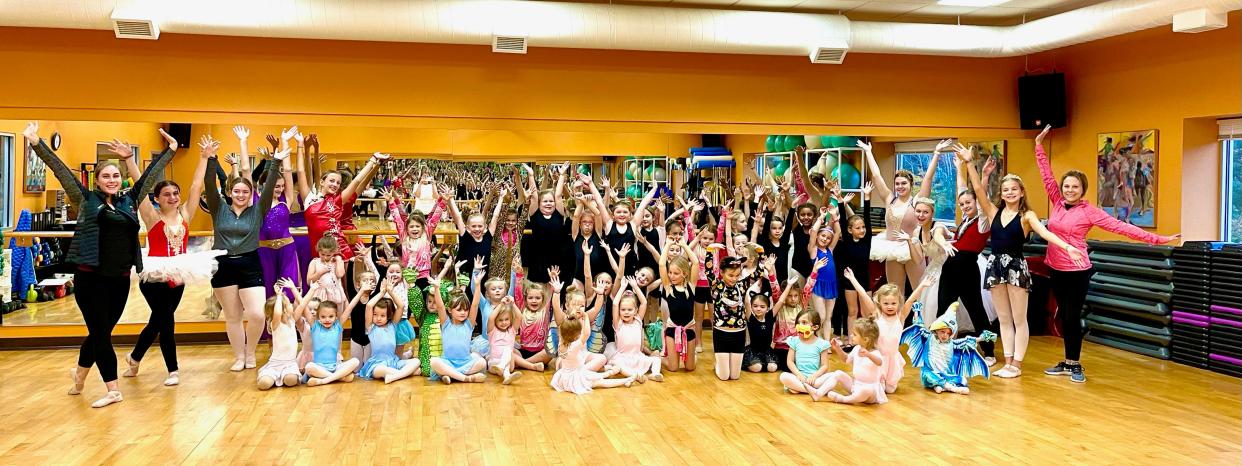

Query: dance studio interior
[0,0,1238,463]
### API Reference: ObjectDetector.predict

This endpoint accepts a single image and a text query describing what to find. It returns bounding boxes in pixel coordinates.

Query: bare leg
[383,359,422,384]
[903,260,925,292]
[714,352,730,381]
[885,260,907,289]
[591,375,636,389]
[1007,284,1031,368]
[780,372,813,394]
[990,285,1015,367]
[215,286,246,371]
[584,353,607,372]
[281,373,300,387]
[256,376,276,391]
[728,353,744,380]
[811,296,829,338]
[844,290,860,340]
[237,287,267,367]
[663,335,680,372]
[747,362,763,373]
[684,338,697,371]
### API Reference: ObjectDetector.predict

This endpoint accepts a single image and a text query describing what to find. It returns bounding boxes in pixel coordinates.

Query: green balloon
[577,164,591,175]
[774,161,790,177]
[645,164,656,177]
[774,136,787,153]
[785,135,805,152]
[765,135,777,152]
[833,162,862,189]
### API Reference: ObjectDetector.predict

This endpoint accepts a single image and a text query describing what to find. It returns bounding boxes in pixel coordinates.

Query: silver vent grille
[113,19,159,40]
[809,46,847,64]
[493,35,528,54]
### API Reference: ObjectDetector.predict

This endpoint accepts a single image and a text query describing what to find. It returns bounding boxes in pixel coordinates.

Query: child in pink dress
[812,316,888,405]
[843,268,935,394]
[551,310,634,395]
[608,277,664,382]
[307,236,348,314]
[486,297,524,385]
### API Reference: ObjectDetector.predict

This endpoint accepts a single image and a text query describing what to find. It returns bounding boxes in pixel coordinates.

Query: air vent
[112,18,159,40]
[809,46,848,64]
[493,35,528,54]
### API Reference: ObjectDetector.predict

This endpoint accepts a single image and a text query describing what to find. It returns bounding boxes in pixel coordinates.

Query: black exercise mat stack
[1170,242,1212,368]
[1208,245,1242,378]
[1082,240,1174,359]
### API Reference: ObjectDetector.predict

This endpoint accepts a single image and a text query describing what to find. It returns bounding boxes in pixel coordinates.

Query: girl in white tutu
[551,310,635,394]
[859,139,950,292]
[125,136,226,387]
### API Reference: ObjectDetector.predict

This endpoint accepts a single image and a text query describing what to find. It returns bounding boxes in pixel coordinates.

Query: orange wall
[0,120,164,219]
[1025,14,1241,241]
[0,27,1026,138]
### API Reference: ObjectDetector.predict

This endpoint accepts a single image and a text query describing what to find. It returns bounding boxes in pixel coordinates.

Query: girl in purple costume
[235,125,303,299]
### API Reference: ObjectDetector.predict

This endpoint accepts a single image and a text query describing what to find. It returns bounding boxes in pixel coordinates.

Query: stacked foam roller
[1170,242,1212,368]
[1082,240,1174,359]
[1208,245,1242,378]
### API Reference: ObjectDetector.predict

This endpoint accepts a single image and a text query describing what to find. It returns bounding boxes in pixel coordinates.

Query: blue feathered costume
[901,302,996,391]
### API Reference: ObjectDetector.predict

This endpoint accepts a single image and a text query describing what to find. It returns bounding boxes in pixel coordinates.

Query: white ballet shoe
[91,391,123,408]
[307,377,327,387]
[68,368,84,396]
[649,373,664,383]
[244,356,257,369]
[502,371,522,385]
[532,362,545,372]
[468,374,487,383]
[229,359,245,372]
[122,353,140,377]
[441,375,453,385]
[163,372,180,386]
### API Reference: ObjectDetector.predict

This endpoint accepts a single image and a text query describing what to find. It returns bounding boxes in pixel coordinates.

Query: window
[896,151,958,223]
[0,133,12,229]
[1223,139,1242,242]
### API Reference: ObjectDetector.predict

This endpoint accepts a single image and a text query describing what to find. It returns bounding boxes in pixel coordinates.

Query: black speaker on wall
[1018,73,1066,129]
[167,123,192,147]
[702,134,724,147]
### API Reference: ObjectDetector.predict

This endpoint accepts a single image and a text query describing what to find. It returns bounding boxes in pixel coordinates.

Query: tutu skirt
[138,250,227,285]
[551,368,607,395]
[869,237,912,262]
[395,320,416,346]
[359,353,410,379]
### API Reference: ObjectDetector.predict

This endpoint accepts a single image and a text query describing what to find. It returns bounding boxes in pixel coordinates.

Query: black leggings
[937,252,996,357]
[1050,268,1093,362]
[133,282,186,372]
[75,271,131,383]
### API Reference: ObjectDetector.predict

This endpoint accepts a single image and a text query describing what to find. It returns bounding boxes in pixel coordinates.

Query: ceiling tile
[1001,0,1078,8]
[794,0,867,10]
[735,0,804,7]
[849,1,927,14]
[966,6,1037,17]
[671,0,740,6]
[906,4,978,15]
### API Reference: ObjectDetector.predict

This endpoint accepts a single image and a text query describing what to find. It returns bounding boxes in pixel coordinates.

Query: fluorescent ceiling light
[937,0,1008,6]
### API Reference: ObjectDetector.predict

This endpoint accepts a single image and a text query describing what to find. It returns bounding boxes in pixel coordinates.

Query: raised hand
[105,139,134,159]
[935,139,953,152]
[983,157,997,178]
[862,182,874,198]
[22,121,39,143]
[855,139,872,153]
[473,255,486,273]
[549,275,564,293]
[548,265,561,280]
[265,134,279,151]
[232,125,249,141]
[224,154,239,166]
[512,254,522,271]
[272,148,291,161]
[617,243,631,257]
[841,192,856,204]
[306,134,319,151]
[158,128,178,150]
[920,274,938,288]
[1036,124,1052,145]
[281,125,299,143]
[843,267,855,283]
[198,135,220,158]
[294,131,305,145]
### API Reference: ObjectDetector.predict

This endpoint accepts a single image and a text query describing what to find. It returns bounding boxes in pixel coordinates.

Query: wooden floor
[0,336,1238,464]
[4,280,217,326]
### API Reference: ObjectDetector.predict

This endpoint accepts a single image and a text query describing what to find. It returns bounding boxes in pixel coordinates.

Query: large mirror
[0,119,719,327]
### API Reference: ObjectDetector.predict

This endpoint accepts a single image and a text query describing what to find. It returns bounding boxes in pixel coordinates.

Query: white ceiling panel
[794,0,868,9]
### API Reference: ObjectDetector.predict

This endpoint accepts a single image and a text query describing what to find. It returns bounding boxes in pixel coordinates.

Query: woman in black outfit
[522,164,570,285]
[25,122,177,408]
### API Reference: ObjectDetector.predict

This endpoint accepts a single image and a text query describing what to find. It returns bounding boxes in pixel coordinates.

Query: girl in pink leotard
[842,267,935,394]
[812,316,888,405]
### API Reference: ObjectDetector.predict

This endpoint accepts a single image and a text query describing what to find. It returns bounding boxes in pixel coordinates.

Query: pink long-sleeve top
[1035,143,1171,272]
[389,198,446,279]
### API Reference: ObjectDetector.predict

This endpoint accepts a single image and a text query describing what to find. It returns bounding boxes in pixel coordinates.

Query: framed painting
[965,140,1007,206]
[1097,130,1157,227]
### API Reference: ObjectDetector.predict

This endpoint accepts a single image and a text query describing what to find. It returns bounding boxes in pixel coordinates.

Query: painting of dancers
[1097,130,1157,228]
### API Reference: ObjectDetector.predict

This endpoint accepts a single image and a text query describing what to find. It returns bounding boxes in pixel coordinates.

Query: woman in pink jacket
[1033,125,1180,384]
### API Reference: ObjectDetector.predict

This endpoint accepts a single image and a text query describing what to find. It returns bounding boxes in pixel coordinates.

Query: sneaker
[1068,364,1087,384]
[1044,362,1072,376]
